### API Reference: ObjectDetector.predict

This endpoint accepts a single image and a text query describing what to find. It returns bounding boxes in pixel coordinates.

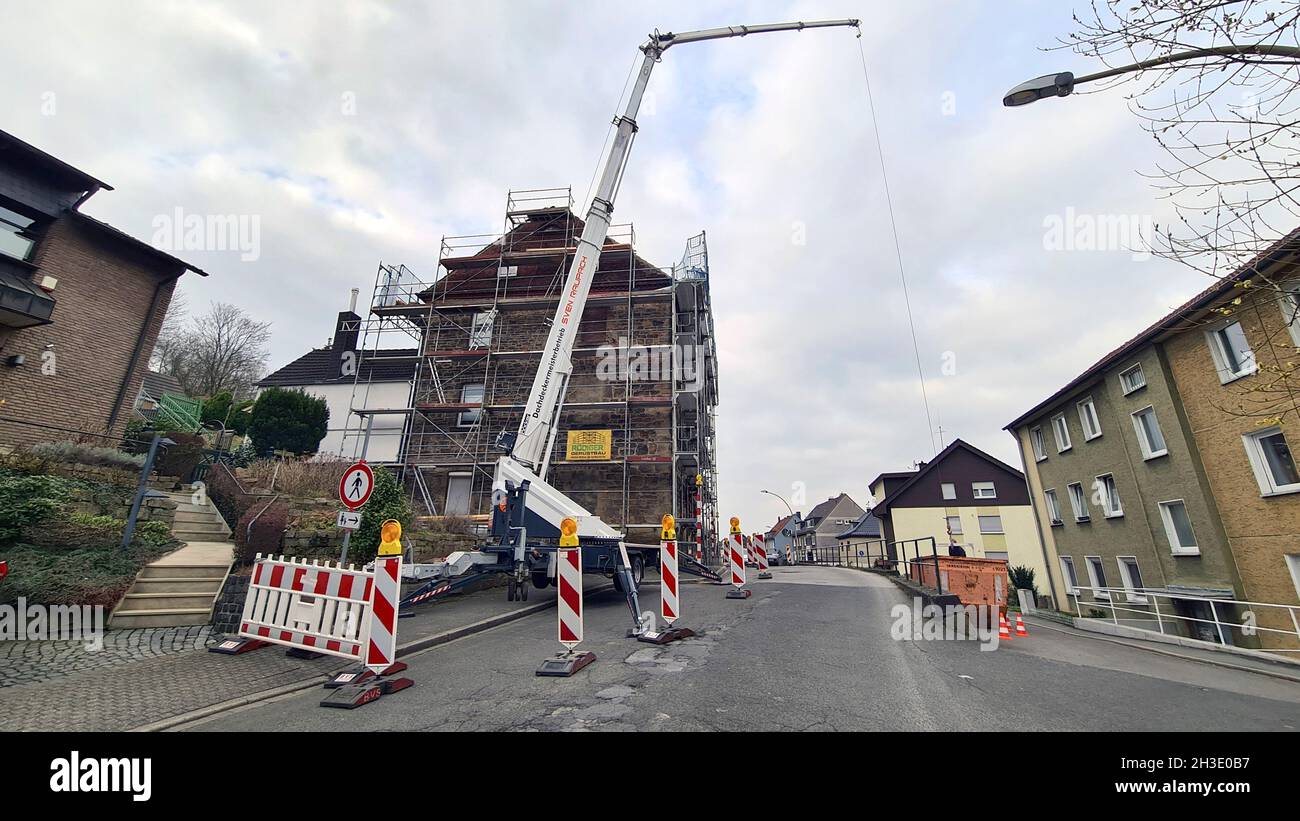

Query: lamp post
[1003,44,1300,107]
[761,489,797,564]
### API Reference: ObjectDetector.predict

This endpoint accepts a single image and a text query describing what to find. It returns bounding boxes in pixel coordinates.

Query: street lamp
[1004,44,1300,108]
[761,489,798,563]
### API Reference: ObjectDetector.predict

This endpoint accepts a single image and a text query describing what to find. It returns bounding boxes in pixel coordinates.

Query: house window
[1158,499,1199,556]
[945,515,962,536]
[458,383,485,427]
[1077,396,1102,440]
[1051,413,1072,452]
[1085,556,1110,599]
[1131,406,1168,460]
[1067,482,1089,522]
[497,264,518,278]
[1096,473,1123,518]
[1118,363,1147,395]
[940,482,956,500]
[1286,554,1300,601]
[978,514,1003,534]
[1044,489,1062,525]
[0,201,39,262]
[1030,426,1047,462]
[1116,556,1147,603]
[1283,279,1300,347]
[1059,556,1080,596]
[1206,320,1257,383]
[972,481,996,499]
[469,311,495,348]
[1242,427,1300,496]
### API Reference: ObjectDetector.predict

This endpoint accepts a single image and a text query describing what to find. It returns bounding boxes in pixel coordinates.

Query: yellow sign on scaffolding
[566,429,612,461]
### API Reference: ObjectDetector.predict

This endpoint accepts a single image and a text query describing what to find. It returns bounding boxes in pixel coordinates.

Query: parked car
[767,547,783,566]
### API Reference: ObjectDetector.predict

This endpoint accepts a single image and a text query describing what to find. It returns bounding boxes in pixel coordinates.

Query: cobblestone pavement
[0,626,216,687]
[0,583,558,731]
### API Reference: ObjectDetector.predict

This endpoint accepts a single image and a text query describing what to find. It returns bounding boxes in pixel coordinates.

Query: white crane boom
[503,18,860,482]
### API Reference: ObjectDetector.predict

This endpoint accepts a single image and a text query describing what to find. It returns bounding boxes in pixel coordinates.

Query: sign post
[337,461,375,564]
[638,514,695,645]
[537,517,597,676]
[726,516,750,599]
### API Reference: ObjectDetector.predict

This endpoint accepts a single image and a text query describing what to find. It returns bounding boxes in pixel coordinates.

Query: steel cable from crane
[855,36,937,457]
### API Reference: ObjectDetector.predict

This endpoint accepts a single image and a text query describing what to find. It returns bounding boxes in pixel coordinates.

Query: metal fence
[1071,584,1300,655]
[819,537,945,595]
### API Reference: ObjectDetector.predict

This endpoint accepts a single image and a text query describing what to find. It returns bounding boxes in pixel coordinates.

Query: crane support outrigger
[400,19,861,634]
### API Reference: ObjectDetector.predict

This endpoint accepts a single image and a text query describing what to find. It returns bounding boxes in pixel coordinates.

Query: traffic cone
[1014,613,1029,638]
[998,612,1012,641]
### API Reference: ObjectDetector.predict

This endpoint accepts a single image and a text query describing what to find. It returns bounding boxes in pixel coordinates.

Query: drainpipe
[107,269,182,432]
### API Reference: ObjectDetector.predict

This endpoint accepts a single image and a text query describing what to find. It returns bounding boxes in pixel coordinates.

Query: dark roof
[871,438,1025,517]
[837,511,882,539]
[257,348,417,388]
[139,370,184,398]
[867,470,915,490]
[1004,228,1300,431]
[765,514,794,536]
[803,493,858,523]
[70,211,209,277]
[0,129,113,193]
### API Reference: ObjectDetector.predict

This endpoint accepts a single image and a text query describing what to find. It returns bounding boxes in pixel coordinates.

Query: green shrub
[247,388,329,457]
[29,441,145,471]
[351,467,410,563]
[1009,564,1037,595]
[0,473,68,543]
[201,391,254,435]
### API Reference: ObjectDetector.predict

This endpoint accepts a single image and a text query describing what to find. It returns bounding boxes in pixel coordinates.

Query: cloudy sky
[1,0,1210,531]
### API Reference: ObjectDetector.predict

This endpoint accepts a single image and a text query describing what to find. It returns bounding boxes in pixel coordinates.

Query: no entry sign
[340,461,374,510]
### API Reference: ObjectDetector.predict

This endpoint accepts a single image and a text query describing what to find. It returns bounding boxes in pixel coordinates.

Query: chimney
[334,290,361,355]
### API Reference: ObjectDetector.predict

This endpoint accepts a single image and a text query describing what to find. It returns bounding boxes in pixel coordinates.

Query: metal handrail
[1070,584,1300,653]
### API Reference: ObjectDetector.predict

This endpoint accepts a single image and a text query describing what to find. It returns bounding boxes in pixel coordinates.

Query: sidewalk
[1023,614,1300,684]
[0,582,563,731]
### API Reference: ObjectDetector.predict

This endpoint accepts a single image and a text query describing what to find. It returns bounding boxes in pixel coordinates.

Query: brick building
[346,189,720,551]
[0,129,205,449]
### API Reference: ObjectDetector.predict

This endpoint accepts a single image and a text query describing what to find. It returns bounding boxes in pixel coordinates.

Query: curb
[1023,616,1300,686]
[135,583,616,732]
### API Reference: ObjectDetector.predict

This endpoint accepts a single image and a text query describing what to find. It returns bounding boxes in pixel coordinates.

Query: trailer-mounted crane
[400,19,862,633]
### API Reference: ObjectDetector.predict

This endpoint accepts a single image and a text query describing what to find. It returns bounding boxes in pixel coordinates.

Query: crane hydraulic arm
[498,18,861,481]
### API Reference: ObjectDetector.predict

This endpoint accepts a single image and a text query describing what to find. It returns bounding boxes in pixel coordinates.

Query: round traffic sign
[339,461,375,510]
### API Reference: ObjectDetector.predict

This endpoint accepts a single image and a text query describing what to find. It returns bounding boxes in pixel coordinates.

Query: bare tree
[1062,0,1300,424]
[155,301,271,398]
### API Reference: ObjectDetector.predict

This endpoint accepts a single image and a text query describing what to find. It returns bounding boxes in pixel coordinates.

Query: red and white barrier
[557,546,583,648]
[661,538,679,624]
[730,532,746,587]
[364,554,401,674]
[694,475,704,562]
[239,555,374,661]
[754,533,770,577]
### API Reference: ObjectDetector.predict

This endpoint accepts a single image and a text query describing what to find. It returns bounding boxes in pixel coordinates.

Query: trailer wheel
[613,554,645,593]
[506,577,517,601]
[519,578,528,600]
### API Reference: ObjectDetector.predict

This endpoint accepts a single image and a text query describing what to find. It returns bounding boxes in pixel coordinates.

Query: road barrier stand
[726,517,750,600]
[537,517,597,676]
[754,533,772,579]
[998,612,1013,642]
[1014,613,1029,638]
[321,519,415,708]
[638,515,696,645]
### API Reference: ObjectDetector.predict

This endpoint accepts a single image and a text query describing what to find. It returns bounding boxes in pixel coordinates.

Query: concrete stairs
[109,494,235,629]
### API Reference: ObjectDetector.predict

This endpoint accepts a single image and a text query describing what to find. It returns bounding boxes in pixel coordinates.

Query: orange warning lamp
[695,474,703,486]
[661,513,675,541]
[729,516,740,535]
[559,517,579,548]
[379,519,403,556]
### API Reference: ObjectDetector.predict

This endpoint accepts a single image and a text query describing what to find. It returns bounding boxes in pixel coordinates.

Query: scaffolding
[340,187,720,552]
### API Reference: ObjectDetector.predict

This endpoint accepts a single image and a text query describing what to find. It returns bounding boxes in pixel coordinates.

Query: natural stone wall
[211,574,249,636]
[64,484,177,525]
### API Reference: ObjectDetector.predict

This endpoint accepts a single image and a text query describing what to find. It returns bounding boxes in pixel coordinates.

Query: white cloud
[0,0,1226,532]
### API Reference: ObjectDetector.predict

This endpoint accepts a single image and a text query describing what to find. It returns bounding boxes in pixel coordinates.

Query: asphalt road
[183,565,1300,732]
